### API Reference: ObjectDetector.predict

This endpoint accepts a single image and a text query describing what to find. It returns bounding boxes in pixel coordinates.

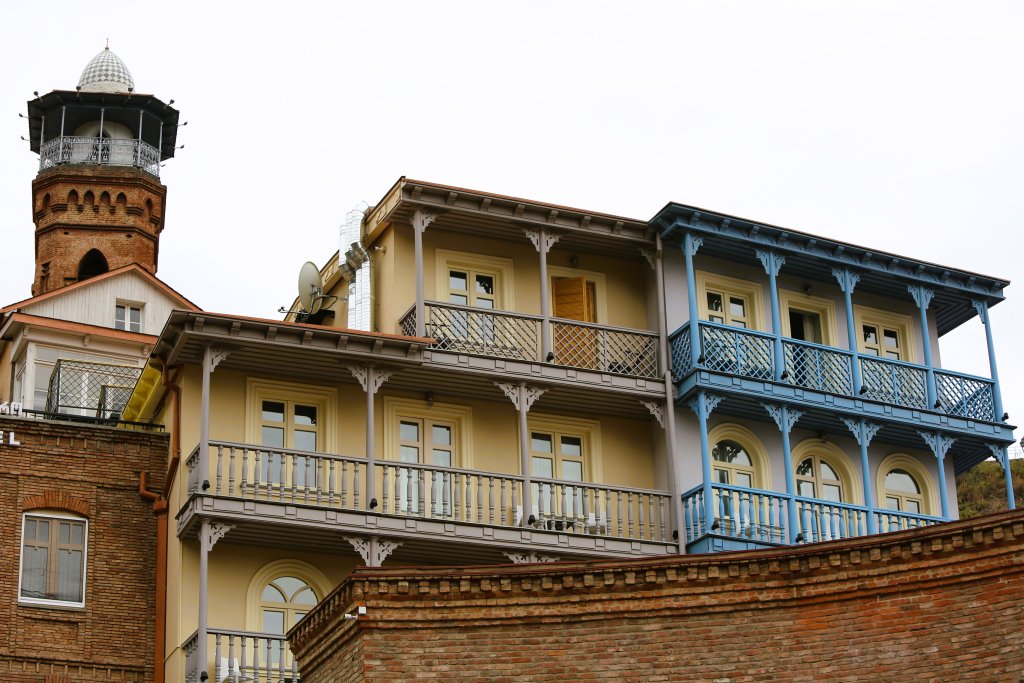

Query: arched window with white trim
[876,453,935,517]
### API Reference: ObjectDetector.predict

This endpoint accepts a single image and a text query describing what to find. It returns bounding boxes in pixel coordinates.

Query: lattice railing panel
[783,340,853,395]
[699,323,774,380]
[669,326,692,381]
[551,319,658,378]
[935,371,995,421]
[859,357,927,409]
[38,136,162,177]
[45,359,142,418]
[422,303,540,361]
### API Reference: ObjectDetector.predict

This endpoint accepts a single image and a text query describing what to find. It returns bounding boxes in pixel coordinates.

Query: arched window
[68,189,79,206]
[707,424,770,489]
[77,249,109,281]
[259,575,318,636]
[245,560,332,669]
[791,438,859,504]
[876,453,935,516]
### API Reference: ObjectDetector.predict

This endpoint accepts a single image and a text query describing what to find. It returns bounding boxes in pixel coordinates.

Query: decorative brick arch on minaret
[23,489,90,517]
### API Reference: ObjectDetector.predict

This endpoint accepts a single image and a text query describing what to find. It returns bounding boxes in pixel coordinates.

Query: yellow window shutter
[552,276,588,321]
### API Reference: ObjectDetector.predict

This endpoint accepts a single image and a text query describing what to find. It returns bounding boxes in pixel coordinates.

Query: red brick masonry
[0,416,168,683]
[291,509,1024,682]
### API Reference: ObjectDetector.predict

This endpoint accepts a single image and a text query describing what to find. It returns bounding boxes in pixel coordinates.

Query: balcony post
[682,233,703,369]
[136,109,144,166]
[763,403,802,543]
[58,105,66,163]
[987,445,1016,510]
[908,286,938,409]
[525,229,560,361]
[200,346,229,494]
[918,431,955,519]
[833,269,863,394]
[842,418,880,534]
[756,250,786,381]
[38,110,45,152]
[197,520,232,683]
[496,382,546,524]
[411,210,437,338]
[347,365,394,510]
[158,121,163,158]
[972,300,1005,421]
[688,391,723,534]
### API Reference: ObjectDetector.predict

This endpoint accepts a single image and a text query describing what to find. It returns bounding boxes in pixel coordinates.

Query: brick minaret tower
[25,46,180,295]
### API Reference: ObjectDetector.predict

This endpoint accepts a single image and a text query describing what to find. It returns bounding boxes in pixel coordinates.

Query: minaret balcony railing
[38,136,161,177]
[669,321,998,422]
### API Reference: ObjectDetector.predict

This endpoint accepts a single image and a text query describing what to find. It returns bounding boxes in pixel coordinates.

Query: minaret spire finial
[105,38,109,50]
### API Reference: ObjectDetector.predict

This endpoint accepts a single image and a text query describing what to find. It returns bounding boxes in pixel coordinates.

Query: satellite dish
[298,261,324,314]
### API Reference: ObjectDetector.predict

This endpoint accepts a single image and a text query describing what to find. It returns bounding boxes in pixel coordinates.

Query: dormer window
[115,303,142,332]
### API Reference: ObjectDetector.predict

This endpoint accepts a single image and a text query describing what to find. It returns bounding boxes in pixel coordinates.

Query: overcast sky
[1,2,1021,445]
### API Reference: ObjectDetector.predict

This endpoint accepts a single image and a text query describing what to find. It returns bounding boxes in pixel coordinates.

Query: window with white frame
[114,303,142,332]
[20,512,87,606]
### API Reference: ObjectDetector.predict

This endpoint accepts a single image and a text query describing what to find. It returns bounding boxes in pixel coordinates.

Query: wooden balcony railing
[400,301,660,379]
[669,321,998,421]
[185,440,673,543]
[183,628,298,683]
[680,483,944,547]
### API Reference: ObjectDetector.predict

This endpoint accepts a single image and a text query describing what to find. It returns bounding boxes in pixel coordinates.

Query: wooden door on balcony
[552,276,598,368]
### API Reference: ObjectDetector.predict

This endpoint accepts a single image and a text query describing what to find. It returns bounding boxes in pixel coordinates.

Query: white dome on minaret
[77,45,135,93]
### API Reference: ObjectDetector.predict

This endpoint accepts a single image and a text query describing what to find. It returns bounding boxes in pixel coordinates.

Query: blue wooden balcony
[670,320,997,423]
[680,482,944,552]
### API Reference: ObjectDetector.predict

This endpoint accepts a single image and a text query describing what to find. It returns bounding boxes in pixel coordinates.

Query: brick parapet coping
[289,509,1024,674]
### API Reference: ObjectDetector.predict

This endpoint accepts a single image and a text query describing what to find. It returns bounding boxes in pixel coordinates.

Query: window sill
[18,599,86,615]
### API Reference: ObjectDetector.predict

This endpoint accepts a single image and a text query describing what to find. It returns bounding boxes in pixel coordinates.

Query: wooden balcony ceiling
[365,177,655,257]
[655,204,1009,335]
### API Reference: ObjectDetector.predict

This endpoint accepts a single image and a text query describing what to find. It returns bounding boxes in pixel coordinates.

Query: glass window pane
[732,321,746,329]
[798,481,815,497]
[863,325,878,345]
[822,484,842,502]
[475,275,494,295]
[885,469,920,494]
[886,496,901,510]
[796,458,813,477]
[115,305,126,328]
[449,293,468,305]
[262,584,285,601]
[399,445,419,463]
[885,351,901,359]
[729,297,746,317]
[819,461,839,481]
[294,588,318,605]
[906,500,921,514]
[432,425,451,446]
[449,271,467,291]
[262,610,285,634]
[275,576,305,598]
[709,314,724,323]
[562,461,583,481]
[531,457,553,478]
[560,436,582,457]
[294,404,317,426]
[400,421,419,442]
[71,523,83,545]
[261,426,284,448]
[883,329,899,348]
[262,401,285,422]
[863,347,879,356]
[713,440,751,466]
[57,549,83,602]
[60,522,71,544]
[714,468,730,484]
[736,472,753,488]
[294,430,316,452]
[531,433,552,453]
[21,546,48,598]
[706,292,723,313]
[477,298,494,309]
[432,449,452,466]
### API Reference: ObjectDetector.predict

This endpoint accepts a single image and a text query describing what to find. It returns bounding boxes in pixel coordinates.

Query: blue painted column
[683,233,703,369]
[763,403,803,543]
[756,250,786,381]
[972,300,1005,421]
[832,268,863,394]
[689,391,723,533]
[919,431,955,519]
[988,445,1016,510]
[842,418,879,534]
[908,285,938,409]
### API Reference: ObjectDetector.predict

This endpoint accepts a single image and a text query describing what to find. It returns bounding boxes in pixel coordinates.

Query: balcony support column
[348,365,394,510]
[688,391,723,534]
[197,520,232,683]
[682,233,703,369]
[763,403,803,543]
[972,300,1005,421]
[58,105,66,162]
[833,268,863,394]
[842,418,880,534]
[525,229,560,361]
[987,444,1016,510]
[412,210,437,338]
[908,285,938,409]
[199,346,229,494]
[918,431,955,519]
[756,250,786,381]
[497,382,546,525]
[158,121,164,158]
[98,107,105,162]
[38,110,45,152]
[136,109,144,166]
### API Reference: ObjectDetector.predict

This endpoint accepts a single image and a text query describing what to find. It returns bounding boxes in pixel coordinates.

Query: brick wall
[292,509,1024,682]
[0,416,168,683]
[31,166,166,295]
